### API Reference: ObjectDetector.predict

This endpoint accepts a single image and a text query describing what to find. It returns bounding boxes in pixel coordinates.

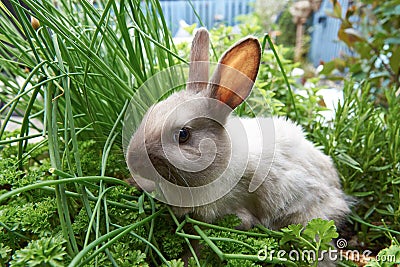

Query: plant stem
[263,33,298,119]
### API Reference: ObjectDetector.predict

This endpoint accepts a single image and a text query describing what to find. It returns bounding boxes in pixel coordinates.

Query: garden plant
[0,0,399,266]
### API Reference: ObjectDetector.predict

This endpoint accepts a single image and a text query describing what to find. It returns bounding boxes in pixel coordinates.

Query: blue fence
[154,0,350,65]
[158,0,254,35]
[309,0,354,66]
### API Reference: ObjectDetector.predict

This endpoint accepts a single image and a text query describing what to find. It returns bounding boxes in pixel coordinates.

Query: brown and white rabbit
[126,28,350,230]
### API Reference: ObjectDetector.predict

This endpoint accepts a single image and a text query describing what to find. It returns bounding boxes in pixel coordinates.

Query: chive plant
[0,0,182,141]
[0,0,183,264]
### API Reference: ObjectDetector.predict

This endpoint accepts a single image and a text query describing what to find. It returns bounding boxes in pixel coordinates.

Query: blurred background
[139,0,355,66]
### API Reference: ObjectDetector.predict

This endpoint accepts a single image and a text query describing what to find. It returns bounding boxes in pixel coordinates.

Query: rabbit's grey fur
[126,28,350,230]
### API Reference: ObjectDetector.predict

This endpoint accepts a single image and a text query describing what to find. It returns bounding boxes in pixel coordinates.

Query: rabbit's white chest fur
[173,116,350,229]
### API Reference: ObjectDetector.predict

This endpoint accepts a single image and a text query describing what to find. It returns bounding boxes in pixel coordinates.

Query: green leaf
[392,178,400,185]
[162,259,185,267]
[375,208,394,216]
[280,224,304,245]
[389,45,400,74]
[0,243,12,263]
[336,153,363,172]
[138,193,145,215]
[338,27,364,47]
[9,236,66,267]
[365,245,400,267]
[303,219,339,247]
[327,0,343,19]
[369,165,392,172]
[320,61,337,75]
[352,191,375,197]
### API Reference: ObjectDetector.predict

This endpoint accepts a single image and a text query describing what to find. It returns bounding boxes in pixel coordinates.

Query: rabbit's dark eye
[178,127,190,143]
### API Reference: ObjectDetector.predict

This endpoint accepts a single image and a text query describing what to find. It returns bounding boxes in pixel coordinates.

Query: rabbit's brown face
[127,91,232,187]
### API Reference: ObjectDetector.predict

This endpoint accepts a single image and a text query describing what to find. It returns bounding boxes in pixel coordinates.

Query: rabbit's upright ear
[187,28,210,93]
[208,37,261,110]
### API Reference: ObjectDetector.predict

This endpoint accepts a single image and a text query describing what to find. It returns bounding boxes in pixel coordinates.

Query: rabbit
[126,28,351,230]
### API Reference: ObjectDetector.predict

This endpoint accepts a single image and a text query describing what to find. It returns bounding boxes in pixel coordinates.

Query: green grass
[0,0,183,265]
[0,0,182,141]
[1,0,400,266]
